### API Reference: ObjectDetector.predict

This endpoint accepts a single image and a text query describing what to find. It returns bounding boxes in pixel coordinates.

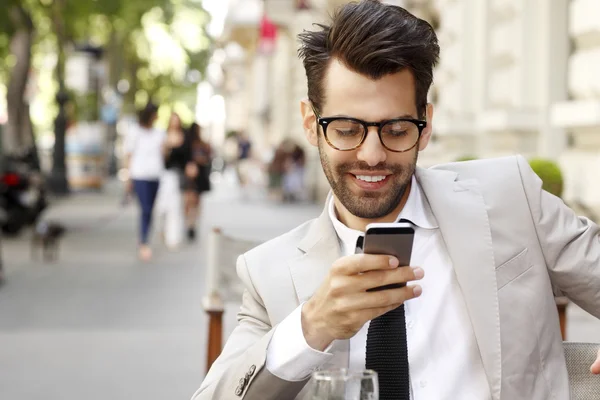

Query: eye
[387,130,408,137]
[335,128,360,136]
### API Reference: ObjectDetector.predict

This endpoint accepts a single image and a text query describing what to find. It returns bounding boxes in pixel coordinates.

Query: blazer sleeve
[516,155,600,318]
[191,255,309,400]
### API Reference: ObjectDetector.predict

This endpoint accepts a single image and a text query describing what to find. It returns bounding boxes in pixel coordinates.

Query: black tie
[357,229,410,400]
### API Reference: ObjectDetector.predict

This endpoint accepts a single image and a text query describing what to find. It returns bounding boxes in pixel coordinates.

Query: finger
[332,254,398,276]
[591,349,600,374]
[355,304,399,322]
[354,301,413,323]
[346,284,422,310]
[354,266,424,292]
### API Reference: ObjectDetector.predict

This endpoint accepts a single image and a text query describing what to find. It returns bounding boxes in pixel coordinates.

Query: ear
[418,103,434,151]
[300,99,319,147]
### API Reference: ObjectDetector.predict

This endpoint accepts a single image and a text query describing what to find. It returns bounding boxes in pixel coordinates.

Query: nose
[356,127,386,167]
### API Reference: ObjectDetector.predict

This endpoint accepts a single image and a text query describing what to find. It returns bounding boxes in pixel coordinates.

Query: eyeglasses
[312,105,427,152]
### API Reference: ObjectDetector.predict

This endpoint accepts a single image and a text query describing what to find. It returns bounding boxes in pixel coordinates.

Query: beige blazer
[192,155,600,400]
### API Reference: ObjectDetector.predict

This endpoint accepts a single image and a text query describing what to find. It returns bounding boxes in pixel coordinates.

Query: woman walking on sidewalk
[182,123,212,241]
[155,112,187,250]
[124,102,165,261]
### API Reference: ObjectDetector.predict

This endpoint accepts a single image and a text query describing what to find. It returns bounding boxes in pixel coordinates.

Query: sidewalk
[0,177,322,400]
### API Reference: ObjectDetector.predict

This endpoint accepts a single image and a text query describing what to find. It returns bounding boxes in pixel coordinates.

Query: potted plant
[528,158,568,340]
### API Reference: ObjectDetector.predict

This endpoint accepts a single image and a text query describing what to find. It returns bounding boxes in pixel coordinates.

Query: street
[0,177,599,400]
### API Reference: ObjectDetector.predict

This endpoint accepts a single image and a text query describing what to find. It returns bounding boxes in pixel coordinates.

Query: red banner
[259,14,277,55]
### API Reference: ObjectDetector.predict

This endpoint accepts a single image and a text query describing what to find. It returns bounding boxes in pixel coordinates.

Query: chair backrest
[204,227,263,304]
[203,227,263,371]
[564,342,600,399]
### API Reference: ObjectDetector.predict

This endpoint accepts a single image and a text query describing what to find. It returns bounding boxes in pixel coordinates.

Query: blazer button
[239,377,247,387]
[235,386,243,396]
[248,364,256,376]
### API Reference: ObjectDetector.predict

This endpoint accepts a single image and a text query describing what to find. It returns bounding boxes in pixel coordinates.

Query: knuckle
[369,271,387,288]
[378,270,392,285]
[331,259,345,274]
[343,312,360,330]
[328,277,345,296]
[389,288,407,305]
[396,266,414,282]
[375,290,392,305]
[332,297,346,313]
[355,254,366,270]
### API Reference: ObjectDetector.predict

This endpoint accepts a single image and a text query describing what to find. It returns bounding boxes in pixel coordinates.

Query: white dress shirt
[266,176,491,399]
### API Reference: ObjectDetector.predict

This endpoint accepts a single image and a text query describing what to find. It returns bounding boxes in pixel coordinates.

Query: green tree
[1,0,212,189]
[0,1,36,158]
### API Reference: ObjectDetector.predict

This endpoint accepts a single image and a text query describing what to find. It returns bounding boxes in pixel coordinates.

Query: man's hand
[591,348,600,374]
[301,254,424,351]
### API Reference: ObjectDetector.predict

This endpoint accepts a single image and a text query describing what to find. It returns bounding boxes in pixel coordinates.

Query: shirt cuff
[266,303,334,381]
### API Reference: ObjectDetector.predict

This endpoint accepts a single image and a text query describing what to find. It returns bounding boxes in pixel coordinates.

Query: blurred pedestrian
[267,143,288,201]
[123,102,165,261]
[155,112,187,250]
[236,131,252,188]
[282,144,306,202]
[182,123,212,241]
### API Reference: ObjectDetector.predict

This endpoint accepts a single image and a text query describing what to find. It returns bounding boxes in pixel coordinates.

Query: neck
[334,180,412,232]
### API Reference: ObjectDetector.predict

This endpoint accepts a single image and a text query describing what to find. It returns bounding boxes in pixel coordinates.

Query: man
[192,1,600,399]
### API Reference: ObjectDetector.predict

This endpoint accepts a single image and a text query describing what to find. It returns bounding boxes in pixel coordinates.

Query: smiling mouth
[353,174,388,183]
[349,173,392,190]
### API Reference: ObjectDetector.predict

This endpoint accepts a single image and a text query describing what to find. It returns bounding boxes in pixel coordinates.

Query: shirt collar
[400,175,438,230]
[328,175,438,244]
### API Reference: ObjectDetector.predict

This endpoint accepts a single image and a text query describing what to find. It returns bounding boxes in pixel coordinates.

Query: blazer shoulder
[430,155,523,176]
[427,155,535,205]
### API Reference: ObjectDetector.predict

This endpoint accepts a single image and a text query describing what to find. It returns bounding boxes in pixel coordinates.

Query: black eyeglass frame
[311,105,427,152]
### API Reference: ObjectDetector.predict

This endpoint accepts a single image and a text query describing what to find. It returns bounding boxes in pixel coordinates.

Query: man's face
[302,59,433,220]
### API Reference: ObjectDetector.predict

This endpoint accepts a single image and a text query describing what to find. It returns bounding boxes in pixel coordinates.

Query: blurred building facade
[217,0,600,206]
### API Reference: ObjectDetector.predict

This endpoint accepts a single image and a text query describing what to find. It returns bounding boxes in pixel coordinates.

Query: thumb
[590,349,600,374]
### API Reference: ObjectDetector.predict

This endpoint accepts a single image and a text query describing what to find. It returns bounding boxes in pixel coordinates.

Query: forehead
[321,59,418,120]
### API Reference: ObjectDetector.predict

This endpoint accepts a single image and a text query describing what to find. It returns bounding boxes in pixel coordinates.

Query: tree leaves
[1,0,212,117]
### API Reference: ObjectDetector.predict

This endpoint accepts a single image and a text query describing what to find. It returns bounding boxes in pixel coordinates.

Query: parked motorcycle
[0,153,47,236]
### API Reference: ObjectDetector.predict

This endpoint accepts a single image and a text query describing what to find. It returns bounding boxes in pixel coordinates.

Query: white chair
[202,227,262,372]
[564,342,600,399]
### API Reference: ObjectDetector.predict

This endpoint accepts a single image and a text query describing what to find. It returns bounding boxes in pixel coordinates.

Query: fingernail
[412,267,424,279]
[389,257,399,268]
[413,286,422,297]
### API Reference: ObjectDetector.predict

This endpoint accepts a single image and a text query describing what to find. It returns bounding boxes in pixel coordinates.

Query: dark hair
[138,102,158,128]
[298,0,439,118]
[189,122,202,141]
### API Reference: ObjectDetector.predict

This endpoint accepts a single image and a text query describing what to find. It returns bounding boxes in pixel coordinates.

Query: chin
[340,196,399,220]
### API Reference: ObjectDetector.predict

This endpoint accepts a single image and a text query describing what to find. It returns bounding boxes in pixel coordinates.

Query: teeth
[355,175,387,183]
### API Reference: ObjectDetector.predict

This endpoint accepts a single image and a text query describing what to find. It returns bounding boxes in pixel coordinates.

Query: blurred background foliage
[0,0,212,152]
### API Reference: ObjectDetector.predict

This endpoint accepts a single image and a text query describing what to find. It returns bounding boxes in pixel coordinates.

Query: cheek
[321,147,350,171]
[388,152,414,166]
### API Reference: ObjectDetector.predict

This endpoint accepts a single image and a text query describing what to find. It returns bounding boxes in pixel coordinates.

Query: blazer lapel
[288,197,350,369]
[416,167,501,400]
[289,197,341,303]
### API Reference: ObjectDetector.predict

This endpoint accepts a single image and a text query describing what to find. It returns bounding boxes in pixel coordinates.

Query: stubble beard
[318,141,417,219]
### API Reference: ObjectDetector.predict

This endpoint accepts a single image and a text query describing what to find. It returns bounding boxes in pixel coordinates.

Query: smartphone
[363,222,415,292]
